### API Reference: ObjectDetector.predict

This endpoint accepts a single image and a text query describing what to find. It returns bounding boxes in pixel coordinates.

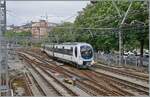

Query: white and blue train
[41,42,94,68]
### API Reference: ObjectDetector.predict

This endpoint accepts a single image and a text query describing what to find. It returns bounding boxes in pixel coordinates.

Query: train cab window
[80,45,93,59]
[75,47,77,57]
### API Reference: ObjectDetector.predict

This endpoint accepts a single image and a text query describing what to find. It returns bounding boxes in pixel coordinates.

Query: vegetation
[4,31,32,46]
[5,1,148,58]
[5,31,31,39]
[49,22,75,43]
[50,1,148,55]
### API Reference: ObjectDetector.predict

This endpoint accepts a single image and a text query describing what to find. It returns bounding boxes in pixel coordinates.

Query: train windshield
[80,45,93,59]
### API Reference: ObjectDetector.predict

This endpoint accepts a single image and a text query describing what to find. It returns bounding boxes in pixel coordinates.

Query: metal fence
[94,52,149,67]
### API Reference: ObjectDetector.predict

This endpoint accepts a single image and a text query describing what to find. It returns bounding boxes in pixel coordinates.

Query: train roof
[61,42,88,45]
[44,42,90,46]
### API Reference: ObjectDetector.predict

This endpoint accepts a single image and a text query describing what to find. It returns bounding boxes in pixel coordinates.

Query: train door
[74,46,82,68]
[73,46,78,62]
[75,47,78,58]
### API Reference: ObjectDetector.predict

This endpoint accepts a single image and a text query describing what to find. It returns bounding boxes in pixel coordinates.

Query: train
[41,42,94,68]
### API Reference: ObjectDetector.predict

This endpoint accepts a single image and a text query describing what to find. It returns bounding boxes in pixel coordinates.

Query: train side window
[71,47,73,51]
[70,47,73,55]
[75,47,77,57]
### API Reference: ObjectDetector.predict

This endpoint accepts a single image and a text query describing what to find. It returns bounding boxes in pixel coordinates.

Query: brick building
[31,20,48,39]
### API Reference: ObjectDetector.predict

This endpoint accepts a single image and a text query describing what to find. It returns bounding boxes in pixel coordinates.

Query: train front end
[78,44,94,68]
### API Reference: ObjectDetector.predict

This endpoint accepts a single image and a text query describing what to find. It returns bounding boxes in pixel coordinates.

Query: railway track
[21,54,78,96]
[9,74,33,96]
[38,50,149,83]
[62,66,142,96]
[23,73,34,96]
[81,70,134,95]
[25,69,47,96]
[38,67,79,96]
[17,50,148,95]
[40,66,114,96]
[37,49,149,81]
[92,70,149,95]
[19,51,125,96]
[60,64,149,95]
[93,64,149,82]
[20,52,113,96]
[24,57,62,96]
[28,49,149,80]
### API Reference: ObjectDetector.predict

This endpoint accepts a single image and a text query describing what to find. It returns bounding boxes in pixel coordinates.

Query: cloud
[7,1,90,26]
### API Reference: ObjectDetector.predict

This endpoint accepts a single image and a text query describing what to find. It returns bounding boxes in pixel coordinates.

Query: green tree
[74,1,148,54]
[49,22,75,43]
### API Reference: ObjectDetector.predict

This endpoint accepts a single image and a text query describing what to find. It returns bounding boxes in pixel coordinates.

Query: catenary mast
[0,0,8,96]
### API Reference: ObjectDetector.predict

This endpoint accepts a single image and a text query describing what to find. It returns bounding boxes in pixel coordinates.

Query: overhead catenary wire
[6,6,147,31]
[6,2,147,39]
[6,9,147,39]
[6,10,147,31]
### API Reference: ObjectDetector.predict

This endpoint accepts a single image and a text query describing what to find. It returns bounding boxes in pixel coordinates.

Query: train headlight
[91,60,96,65]
[79,59,83,65]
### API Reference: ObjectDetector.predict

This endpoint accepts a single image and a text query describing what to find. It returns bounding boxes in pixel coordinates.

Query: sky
[6,1,90,26]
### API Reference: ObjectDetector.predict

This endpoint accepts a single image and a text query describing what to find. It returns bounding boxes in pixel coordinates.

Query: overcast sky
[6,1,90,26]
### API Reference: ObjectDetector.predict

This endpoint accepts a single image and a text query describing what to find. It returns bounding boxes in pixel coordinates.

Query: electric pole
[0,0,9,96]
[118,1,133,66]
[108,0,133,66]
